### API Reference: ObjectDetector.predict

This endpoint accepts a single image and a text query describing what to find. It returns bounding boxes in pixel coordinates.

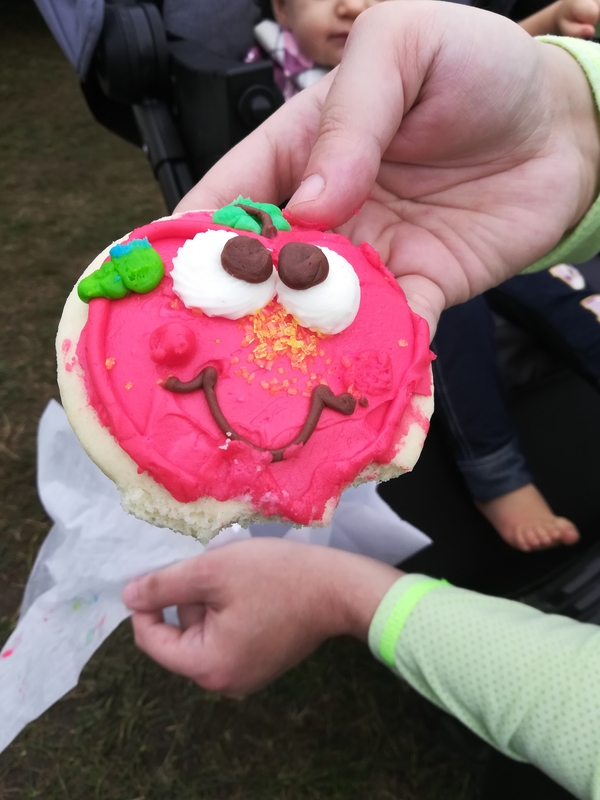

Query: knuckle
[318,102,352,140]
[141,572,162,604]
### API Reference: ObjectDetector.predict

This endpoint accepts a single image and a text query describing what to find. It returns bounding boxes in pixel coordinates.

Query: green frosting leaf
[212,197,291,234]
[77,238,165,303]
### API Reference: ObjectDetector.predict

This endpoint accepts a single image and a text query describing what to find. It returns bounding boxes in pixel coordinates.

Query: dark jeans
[432,266,600,500]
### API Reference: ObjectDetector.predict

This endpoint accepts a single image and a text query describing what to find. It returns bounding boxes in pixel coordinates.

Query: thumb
[285,3,434,228]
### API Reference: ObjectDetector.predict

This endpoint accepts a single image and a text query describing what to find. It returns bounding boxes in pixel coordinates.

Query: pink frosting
[75,212,433,525]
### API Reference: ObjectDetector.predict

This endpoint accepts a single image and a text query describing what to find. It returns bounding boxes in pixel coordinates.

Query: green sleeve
[525,37,600,273]
[368,575,600,800]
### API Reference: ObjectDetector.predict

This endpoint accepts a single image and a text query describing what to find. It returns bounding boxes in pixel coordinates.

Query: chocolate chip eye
[277,242,329,290]
[221,235,273,284]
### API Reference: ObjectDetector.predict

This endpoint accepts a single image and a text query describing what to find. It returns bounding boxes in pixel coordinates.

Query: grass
[0,2,478,796]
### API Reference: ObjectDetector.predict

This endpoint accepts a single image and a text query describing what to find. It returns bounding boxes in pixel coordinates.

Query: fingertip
[122,579,139,608]
[288,174,325,207]
[286,178,369,229]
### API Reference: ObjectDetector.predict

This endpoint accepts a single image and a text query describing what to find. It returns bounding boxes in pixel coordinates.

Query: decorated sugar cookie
[57,200,434,541]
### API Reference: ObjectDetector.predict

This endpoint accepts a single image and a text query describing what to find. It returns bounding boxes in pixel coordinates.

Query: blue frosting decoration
[109,237,152,259]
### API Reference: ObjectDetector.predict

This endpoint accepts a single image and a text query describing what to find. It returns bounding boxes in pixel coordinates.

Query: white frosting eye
[171,230,276,319]
[275,246,360,335]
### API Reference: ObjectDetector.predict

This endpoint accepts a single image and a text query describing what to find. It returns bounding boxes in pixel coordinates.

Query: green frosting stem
[77,238,164,303]
[212,197,291,234]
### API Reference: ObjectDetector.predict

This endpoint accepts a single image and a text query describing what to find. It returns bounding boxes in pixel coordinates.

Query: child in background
[246,0,384,99]
[248,0,600,100]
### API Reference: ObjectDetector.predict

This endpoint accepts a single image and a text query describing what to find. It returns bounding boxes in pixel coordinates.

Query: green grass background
[0,2,477,796]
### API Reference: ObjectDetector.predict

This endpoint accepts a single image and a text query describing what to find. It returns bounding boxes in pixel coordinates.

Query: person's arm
[122,539,400,694]
[123,539,600,799]
[520,0,600,37]
[369,576,600,800]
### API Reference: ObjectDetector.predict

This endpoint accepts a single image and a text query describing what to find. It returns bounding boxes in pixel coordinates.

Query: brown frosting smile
[163,366,357,461]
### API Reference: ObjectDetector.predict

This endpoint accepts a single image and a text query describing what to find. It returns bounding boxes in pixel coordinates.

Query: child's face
[273,0,384,67]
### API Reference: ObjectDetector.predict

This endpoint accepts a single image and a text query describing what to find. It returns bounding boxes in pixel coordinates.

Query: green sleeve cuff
[525,37,600,272]
[368,574,448,666]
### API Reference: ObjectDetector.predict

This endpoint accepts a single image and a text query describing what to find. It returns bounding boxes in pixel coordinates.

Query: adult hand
[176,1,600,335]
[122,539,400,695]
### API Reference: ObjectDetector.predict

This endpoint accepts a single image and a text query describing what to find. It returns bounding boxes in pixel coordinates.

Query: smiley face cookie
[57,200,434,541]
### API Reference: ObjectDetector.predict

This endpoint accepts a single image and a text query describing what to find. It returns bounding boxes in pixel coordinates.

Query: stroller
[33,0,600,796]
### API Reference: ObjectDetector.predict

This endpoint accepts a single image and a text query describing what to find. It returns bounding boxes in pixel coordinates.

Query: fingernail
[122,580,139,607]
[289,174,325,206]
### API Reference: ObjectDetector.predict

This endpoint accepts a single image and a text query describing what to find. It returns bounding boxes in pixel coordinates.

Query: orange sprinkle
[124,382,133,391]
[288,388,298,395]
[248,372,256,383]
[238,301,328,371]
[277,367,285,374]
[318,349,326,358]
[191,307,203,317]
[247,353,255,362]
[260,380,270,390]
[398,339,408,347]
[215,338,221,344]
[325,358,332,365]
[169,298,180,310]
[230,356,240,364]
[341,356,352,368]
[302,391,311,397]
[105,357,116,370]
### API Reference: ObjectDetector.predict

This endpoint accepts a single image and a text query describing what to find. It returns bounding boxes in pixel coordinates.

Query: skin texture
[271,0,384,67]
[124,539,400,695]
[177,2,600,338]
[520,0,600,37]
[125,3,600,691]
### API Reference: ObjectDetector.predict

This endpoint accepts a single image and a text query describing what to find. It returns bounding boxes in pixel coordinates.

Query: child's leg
[433,297,579,551]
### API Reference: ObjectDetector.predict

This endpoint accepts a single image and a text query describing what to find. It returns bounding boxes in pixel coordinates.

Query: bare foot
[475,484,580,552]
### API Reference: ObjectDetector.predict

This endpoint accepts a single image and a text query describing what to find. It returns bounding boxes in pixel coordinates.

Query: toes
[513,523,558,552]
[556,518,580,546]
[493,513,580,553]
[532,523,556,549]
[512,527,533,552]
